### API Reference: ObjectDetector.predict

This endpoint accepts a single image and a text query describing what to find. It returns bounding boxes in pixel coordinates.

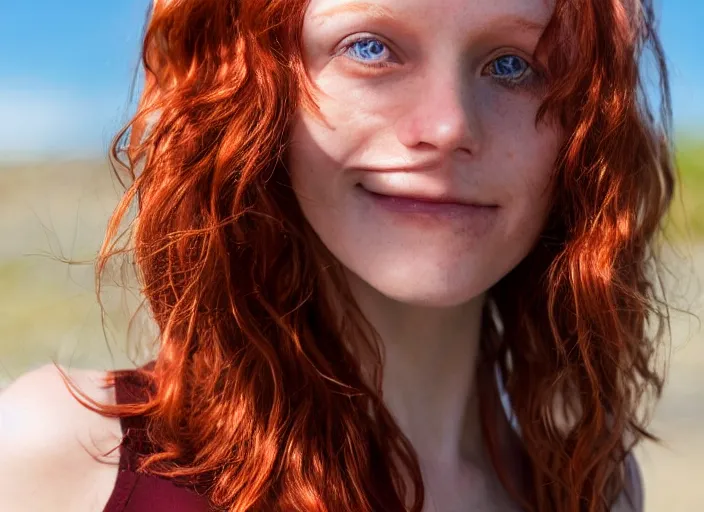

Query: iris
[347,38,387,62]
[489,55,529,80]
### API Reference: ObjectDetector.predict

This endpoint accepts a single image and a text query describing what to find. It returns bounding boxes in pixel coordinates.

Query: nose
[394,68,482,156]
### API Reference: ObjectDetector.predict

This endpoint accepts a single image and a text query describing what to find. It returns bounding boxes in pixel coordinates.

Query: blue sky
[0,1,701,160]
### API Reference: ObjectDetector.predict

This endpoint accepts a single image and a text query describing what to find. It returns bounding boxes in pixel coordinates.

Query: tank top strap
[102,366,144,511]
[112,362,156,471]
[103,362,214,511]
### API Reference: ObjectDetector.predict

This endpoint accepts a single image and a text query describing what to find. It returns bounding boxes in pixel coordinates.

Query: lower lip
[357,185,498,221]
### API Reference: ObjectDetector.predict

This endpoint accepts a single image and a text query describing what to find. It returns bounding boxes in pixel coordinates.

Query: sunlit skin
[288,0,562,508]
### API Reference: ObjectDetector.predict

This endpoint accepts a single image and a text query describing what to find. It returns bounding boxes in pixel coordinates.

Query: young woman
[0,0,674,510]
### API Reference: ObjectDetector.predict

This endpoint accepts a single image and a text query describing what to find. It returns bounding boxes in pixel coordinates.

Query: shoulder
[612,452,644,512]
[0,363,123,511]
[0,363,122,453]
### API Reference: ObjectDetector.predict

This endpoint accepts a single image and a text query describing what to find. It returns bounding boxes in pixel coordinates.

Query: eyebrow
[312,3,397,23]
[492,14,547,33]
[312,3,547,34]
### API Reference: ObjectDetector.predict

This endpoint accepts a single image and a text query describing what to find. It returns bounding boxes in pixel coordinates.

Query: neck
[343,269,486,470]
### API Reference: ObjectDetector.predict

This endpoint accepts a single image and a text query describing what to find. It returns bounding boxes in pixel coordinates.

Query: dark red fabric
[102,364,214,512]
[101,364,641,511]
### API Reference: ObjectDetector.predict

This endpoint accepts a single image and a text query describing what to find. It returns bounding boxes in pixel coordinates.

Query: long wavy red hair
[60,0,675,510]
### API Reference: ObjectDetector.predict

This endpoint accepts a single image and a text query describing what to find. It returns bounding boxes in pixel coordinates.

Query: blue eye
[341,39,542,91]
[342,37,393,68]
[487,55,533,85]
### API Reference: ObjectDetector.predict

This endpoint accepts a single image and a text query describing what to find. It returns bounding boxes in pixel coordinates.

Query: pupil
[496,56,524,77]
[371,41,382,53]
[360,40,383,58]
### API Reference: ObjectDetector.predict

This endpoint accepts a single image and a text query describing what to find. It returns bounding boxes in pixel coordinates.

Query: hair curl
[61,0,675,510]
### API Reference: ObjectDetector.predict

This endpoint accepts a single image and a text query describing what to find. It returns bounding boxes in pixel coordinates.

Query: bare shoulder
[0,363,123,511]
[0,363,121,445]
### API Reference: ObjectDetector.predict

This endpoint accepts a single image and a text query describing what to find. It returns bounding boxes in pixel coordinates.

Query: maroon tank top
[101,364,642,511]
[102,365,214,512]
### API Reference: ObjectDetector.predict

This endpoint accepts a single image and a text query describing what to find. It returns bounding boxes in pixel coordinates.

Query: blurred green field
[672,137,704,239]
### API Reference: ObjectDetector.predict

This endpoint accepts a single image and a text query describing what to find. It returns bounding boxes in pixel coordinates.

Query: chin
[380,286,483,308]
[351,267,489,309]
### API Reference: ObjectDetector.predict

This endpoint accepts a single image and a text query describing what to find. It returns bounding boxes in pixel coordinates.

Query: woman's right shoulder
[0,363,124,511]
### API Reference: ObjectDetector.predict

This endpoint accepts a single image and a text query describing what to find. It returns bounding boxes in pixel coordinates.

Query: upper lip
[354,162,497,207]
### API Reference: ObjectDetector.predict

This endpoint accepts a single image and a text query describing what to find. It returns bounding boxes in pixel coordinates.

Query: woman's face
[288,0,562,307]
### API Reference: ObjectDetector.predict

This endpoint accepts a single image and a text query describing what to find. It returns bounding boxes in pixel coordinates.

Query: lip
[356,184,498,220]
[356,184,496,207]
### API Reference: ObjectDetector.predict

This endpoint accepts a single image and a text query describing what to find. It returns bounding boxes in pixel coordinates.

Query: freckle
[507,150,515,160]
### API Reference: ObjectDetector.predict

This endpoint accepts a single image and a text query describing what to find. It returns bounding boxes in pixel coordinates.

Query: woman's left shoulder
[612,452,644,512]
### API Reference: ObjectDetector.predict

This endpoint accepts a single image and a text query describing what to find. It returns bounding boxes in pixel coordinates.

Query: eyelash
[339,36,544,92]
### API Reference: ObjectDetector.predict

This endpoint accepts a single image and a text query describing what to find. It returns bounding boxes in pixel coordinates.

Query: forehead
[305,0,555,31]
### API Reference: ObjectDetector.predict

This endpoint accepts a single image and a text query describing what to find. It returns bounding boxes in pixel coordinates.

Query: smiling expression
[287,0,563,307]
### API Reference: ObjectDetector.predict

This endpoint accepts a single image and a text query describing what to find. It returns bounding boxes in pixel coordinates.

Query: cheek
[287,112,351,230]
[470,105,561,267]
[483,100,559,208]
[287,97,369,186]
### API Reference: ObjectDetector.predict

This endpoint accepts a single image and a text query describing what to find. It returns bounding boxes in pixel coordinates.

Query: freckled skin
[288,0,563,307]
